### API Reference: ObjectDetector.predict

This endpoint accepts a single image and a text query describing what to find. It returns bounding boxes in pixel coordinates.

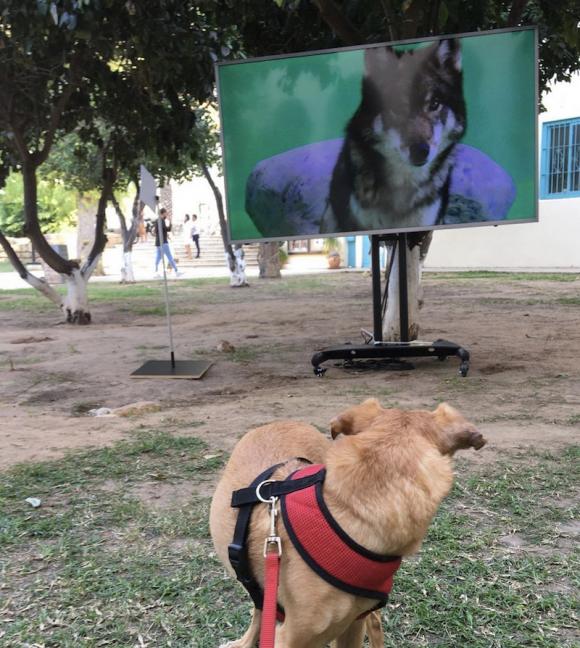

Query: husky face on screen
[323,39,466,233]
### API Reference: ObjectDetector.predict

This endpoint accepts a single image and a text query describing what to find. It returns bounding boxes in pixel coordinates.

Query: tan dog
[210,400,486,648]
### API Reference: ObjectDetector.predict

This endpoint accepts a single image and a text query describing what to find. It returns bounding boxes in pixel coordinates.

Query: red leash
[260,551,281,648]
[257,483,282,648]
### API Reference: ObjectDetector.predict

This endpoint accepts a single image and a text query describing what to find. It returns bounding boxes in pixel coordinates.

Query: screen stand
[311,233,469,377]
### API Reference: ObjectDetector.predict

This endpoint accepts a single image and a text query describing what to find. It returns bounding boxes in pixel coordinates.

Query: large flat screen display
[216,27,538,244]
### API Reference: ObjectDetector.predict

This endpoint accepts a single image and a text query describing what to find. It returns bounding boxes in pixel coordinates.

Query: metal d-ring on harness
[227,460,319,620]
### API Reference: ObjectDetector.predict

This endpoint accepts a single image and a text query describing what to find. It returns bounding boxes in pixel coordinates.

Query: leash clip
[263,496,282,557]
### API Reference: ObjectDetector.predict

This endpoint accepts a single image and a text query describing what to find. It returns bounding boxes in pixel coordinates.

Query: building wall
[171,174,223,237]
[425,72,580,269]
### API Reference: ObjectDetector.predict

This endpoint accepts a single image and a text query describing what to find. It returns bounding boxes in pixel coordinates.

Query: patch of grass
[261,275,342,294]
[222,345,263,363]
[1,436,579,647]
[0,261,16,272]
[556,296,580,306]
[118,305,200,316]
[0,355,44,367]
[427,271,579,282]
[0,294,59,313]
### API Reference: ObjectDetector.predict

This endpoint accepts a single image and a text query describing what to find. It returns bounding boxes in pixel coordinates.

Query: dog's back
[324,39,466,234]
[209,421,331,578]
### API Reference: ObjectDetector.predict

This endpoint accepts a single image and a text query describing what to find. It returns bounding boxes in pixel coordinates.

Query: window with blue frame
[540,118,580,199]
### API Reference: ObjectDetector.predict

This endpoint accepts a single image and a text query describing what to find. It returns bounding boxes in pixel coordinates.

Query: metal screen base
[311,339,469,377]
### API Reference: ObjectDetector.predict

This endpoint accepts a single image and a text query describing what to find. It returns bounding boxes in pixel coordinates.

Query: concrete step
[105,237,261,269]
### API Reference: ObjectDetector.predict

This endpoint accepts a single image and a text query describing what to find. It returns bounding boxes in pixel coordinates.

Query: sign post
[130,166,212,380]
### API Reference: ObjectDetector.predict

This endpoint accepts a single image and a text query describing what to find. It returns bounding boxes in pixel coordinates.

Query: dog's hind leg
[365,610,384,648]
[219,607,261,648]
[330,618,366,648]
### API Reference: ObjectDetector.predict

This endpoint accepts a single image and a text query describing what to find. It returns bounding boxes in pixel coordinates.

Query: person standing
[182,214,193,259]
[191,214,201,258]
[138,208,148,243]
[154,208,183,278]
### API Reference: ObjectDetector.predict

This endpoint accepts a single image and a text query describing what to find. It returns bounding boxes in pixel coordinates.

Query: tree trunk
[507,0,530,27]
[160,182,173,215]
[61,268,91,324]
[258,242,281,278]
[311,0,364,46]
[112,190,140,284]
[200,159,249,287]
[383,233,432,341]
[227,245,249,287]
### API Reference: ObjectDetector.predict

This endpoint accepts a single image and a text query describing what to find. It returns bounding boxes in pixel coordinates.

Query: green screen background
[217,28,537,242]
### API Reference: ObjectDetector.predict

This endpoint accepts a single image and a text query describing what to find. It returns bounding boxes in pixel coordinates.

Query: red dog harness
[229,461,402,618]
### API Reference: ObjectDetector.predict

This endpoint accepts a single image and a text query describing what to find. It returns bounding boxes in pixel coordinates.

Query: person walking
[154,208,183,278]
[182,214,194,259]
[191,214,201,258]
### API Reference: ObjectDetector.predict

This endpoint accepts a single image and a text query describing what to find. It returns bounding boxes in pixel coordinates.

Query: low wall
[425,198,580,269]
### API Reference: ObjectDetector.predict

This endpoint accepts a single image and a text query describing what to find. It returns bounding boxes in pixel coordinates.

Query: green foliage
[229,0,580,98]
[0,172,76,237]
[0,0,239,241]
[322,237,341,255]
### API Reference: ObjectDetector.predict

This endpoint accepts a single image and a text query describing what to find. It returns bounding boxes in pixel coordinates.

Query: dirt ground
[1,271,579,471]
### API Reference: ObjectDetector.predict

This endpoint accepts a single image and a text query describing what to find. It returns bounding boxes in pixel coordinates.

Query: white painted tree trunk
[61,268,92,324]
[227,247,249,287]
[120,251,135,283]
[383,244,424,341]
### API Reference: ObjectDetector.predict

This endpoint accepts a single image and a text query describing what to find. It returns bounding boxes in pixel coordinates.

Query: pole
[398,233,409,343]
[156,203,176,368]
[371,235,383,343]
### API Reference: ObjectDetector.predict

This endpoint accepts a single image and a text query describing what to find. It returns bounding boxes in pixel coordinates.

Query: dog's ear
[432,403,486,454]
[436,39,462,72]
[330,398,384,439]
[364,46,397,78]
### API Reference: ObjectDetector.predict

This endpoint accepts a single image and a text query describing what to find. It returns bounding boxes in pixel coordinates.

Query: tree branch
[380,0,398,41]
[401,0,426,40]
[200,158,233,260]
[112,191,128,241]
[311,0,366,46]
[21,161,78,274]
[506,0,530,27]
[82,168,111,278]
[0,228,63,306]
[111,190,139,253]
[34,51,84,166]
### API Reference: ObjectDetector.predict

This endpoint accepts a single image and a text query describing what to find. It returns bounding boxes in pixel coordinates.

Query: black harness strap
[228,463,282,611]
[231,467,325,507]
[228,459,316,613]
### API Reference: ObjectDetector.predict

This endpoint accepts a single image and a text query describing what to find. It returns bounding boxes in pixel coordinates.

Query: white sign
[139,165,158,212]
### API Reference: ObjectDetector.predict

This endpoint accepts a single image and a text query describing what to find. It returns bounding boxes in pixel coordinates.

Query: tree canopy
[225,0,580,97]
[0,0,238,278]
